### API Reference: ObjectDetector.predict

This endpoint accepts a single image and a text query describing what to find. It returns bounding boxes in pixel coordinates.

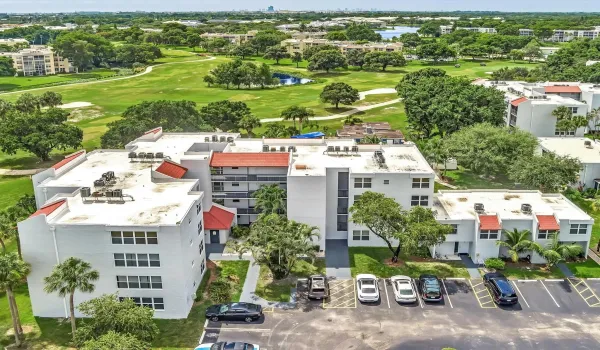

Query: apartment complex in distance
[476,80,600,137]
[440,26,497,35]
[0,46,73,76]
[336,122,404,144]
[200,30,257,45]
[18,127,593,319]
[0,38,28,46]
[538,137,600,189]
[549,28,600,42]
[281,38,403,55]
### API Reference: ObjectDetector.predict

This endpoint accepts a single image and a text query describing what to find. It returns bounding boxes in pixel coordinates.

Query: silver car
[356,274,379,302]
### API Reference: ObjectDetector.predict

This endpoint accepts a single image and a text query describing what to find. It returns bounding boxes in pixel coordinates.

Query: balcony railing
[338,190,349,197]
[212,191,256,199]
[212,175,287,182]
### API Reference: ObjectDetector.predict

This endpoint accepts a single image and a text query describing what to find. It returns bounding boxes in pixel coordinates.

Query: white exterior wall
[287,175,327,250]
[513,101,586,137]
[579,163,600,189]
[180,157,213,209]
[325,168,348,240]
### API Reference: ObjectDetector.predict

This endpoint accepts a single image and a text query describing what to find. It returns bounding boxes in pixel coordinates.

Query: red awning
[52,151,84,170]
[30,199,66,218]
[537,215,560,231]
[144,127,162,135]
[544,86,582,93]
[479,215,501,230]
[155,160,188,179]
[203,206,235,230]
[210,153,289,167]
[510,97,528,107]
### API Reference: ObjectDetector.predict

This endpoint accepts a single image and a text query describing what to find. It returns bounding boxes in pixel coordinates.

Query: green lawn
[349,247,470,278]
[566,259,600,278]
[0,69,116,92]
[480,265,564,280]
[255,258,326,302]
[0,176,33,210]
[443,166,530,190]
[214,260,250,302]
[569,197,600,253]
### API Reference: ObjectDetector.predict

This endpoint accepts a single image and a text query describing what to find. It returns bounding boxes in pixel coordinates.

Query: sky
[2,0,600,13]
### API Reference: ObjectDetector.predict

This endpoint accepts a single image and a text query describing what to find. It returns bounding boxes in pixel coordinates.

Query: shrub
[563,187,583,201]
[582,188,598,199]
[209,279,232,303]
[484,258,506,270]
[231,225,250,239]
[195,267,211,302]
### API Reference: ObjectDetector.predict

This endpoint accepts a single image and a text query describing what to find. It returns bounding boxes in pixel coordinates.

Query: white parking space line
[445,277,467,280]
[383,279,391,308]
[511,281,529,308]
[441,280,453,308]
[204,327,272,332]
[540,280,560,307]
[413,279,424,308]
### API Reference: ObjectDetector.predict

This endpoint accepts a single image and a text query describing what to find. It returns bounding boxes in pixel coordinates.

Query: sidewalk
[588,248,600,265]
[459,255,482,278]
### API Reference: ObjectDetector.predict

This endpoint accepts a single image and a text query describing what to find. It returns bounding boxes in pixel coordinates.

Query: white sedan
[390,275,417,304]
[356,274,380,302]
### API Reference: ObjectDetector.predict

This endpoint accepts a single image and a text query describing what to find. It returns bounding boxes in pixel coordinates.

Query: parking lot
[202,277,600,349]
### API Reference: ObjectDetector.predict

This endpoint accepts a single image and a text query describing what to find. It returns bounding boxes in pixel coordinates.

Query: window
[119,297,164,310]
[200,260,206,274]
[199,240,204,256]
[412,178,431,189]
[354,178,372,188]
[232,167,239,169]
[383,180,390,185]
[568,107,578,114]
[570,224,588,235]
[538,230,556,240]
[198,221,203,236]
[352,230,369,241]
[196,203,202,215]
[118,276,162,289]
[115,253,160,267]
[448,224,458,234]
[479,230,499,240]
[554,129,575,136]
[233,199,240,203]
[232,182,240,187]
[411,195,428,206]
[111,231,157,245]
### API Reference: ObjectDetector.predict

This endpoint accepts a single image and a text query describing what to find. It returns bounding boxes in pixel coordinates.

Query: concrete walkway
[0,168,44,176]
[325,239,352,279]
[557,262,575,277]
[588,249,600,265]
[459,255,482,278]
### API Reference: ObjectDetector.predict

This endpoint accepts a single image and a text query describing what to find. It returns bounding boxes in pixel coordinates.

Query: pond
[376,26,419,39]
[273,72,313,85]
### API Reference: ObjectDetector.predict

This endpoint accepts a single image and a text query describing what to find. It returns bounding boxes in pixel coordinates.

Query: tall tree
[307,49,347,72]
[416,42,456,63]
[508,152,581,192]
[0,252,30,347]
[252,184,287,215]
[399,33,422,48]
[319,82,359,109]
[199,100,254,132]
[44,257,100,340]
[350,192,451,262]
[0,56,16,76]
[523,40,543,62]
[538,233,583,268]
[263,46,290,64]
[346,50,366,69]
[326,31,349,41]
[291,52,303,68]
[346,24,382,41]
[417,21,441,37]
[496,229,542,263]
[363,51,406,71]
[280,105,315,133]
[39,91,63,107]
[239,114,261,138]
[244,214,319,279]
[230,44,254,60]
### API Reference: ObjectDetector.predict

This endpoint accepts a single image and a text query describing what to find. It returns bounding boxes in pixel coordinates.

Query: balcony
[338,190,349,197]
[212,175,287,182]
[212,191,256,199]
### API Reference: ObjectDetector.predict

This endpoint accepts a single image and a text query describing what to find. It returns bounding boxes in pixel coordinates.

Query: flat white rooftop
[538,137,600,164]
[434,190,591,221]
[42,151,200,226]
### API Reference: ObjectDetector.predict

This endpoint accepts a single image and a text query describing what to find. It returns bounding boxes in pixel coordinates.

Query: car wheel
[245,316,253,323]
[210,316,219,322]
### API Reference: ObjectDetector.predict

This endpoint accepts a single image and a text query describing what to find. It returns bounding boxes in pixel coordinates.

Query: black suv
[418,274,443,302]
[483,272,519,305]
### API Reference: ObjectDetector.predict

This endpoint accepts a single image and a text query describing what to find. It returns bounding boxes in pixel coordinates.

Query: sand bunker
[58,102,93,109]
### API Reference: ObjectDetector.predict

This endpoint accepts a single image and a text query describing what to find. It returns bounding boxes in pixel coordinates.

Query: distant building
[519,29,535,36]
[281,38,403,55]
[200,30,257,45]
[550,28,600,42]
[267,6,275,12]
[0,38,28,46]
[163,20,204,27]
[0,46,73,76]
[538,137,600,189]
[440,26,497,35]
[336,122,404,144]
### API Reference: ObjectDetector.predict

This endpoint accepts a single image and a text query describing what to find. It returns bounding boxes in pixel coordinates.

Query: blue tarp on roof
[291,132,325,139]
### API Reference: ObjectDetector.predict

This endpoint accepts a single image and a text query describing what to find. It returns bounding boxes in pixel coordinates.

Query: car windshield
[400,289,414,296]
[312,288,325,292]
[362,287,377,294]
[360,279,376,293]
[219,304,229,313]
[495,279,517,296]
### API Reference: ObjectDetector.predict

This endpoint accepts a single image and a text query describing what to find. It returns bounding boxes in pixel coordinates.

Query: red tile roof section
[155,160,188,179]
[510,97,528,107]
[51,150,85,170]
[210,153,289,167]
[537,215,560,231]
[203,206,235,230]
[30,199,66,218]
[544,86,582,93]
[479,215,501,230]
[144,127,162,135]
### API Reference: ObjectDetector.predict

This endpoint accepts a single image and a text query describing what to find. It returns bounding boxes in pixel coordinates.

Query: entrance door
[453,242,459,254]
[210,230,220,244]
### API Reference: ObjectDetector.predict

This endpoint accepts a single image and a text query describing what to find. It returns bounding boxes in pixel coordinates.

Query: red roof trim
[144,127,162,135]
[544,86,582,93]
[210,153,289,167]
[537,215,560,231]
[203,206,235,230]
[51,151,85,170]
[155,160,188,179]
[479,215,501,231]
[510,97,528,107]
[30,199,66,218]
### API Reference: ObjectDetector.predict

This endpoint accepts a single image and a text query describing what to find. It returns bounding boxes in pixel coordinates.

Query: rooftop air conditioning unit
[105,190,115,198]
[137,152,146,159]
[155,152,164,159]
[94,179,106,187]
[227,137,234,143]
[114,189,123,198]
[351,145,359,152]
[474,203,485,213]
[344,146,350,152]
[280,146,286,152]
[128,152,137,159]
[327,146,335,153]
[521,203,532,214]
[262,145,269,152]
[212,135,218,142]
[204,137,210,142]
[146,152,154,159]
[219,136,226,142]
[585,140,593,148]
[270,147,276,152]
[334,146,341,152]
[80,187,91,198]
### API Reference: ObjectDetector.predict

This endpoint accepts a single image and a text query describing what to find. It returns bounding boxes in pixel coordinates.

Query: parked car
[483,272,519,305]
[390,275,417,303]
[195,342,259,350]
[418,274,443,302]
[205,302,263,322]
[307,275,329,300]
[356,274,380,302]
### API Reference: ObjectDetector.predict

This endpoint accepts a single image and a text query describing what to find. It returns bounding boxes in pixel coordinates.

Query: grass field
[0,69,116,92]
[566,258,600,278]
[255,259,326,302]
[0,176,33,210]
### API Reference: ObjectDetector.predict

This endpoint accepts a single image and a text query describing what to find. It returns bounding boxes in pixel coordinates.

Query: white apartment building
[550,28,600,42]
[519,29,535,36]
[538,137,600,189]
[0,38,28,46]
[434,190,592,264]
[0,46,73,76]
[440,26,497,35]
[478,80,600,137]
[200,31,257,45]
[19,127,594,319]
[281,38,403,55]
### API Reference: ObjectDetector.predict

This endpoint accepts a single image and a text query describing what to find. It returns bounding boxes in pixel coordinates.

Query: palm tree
[0,252,30,347]
[239,115,261,138]
[496,229,542,263]
[252,184,287,215]
[538,233,584,268]
[280,106,315,134]
[360,134,381,144]
[587,107,600,133]
[44,257,99,340]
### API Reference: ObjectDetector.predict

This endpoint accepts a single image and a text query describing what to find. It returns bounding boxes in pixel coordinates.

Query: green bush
[582,188,598,199]
[484,258,506,270]
[209,279,232,303]
[231,225,250,239]
[563,187,582,200]
[195,267,212,302]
